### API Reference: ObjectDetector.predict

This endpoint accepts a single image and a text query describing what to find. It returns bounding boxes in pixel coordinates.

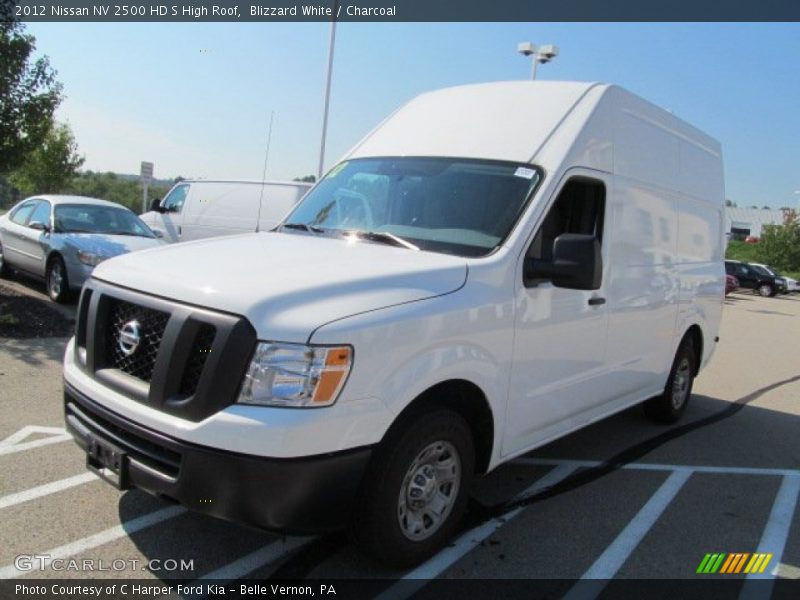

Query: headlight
[77,251,108,266]
[237,343,352,408]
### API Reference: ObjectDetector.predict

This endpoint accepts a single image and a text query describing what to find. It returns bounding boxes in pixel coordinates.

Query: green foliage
[64,171,172,213]
[725,211,800,274]
[759,211,800,273]
[0,15,63,175]
[725,240,763,264]
[293,175,316,183]
[8,122,84,196]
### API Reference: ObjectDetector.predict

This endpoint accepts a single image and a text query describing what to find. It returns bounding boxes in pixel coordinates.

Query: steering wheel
[334,189,374,229]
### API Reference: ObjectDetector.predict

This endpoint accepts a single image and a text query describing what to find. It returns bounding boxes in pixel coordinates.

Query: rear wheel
[757,283,775,297]
[352,408,474,568]
[46,256,71,303]
[644,339,696,424]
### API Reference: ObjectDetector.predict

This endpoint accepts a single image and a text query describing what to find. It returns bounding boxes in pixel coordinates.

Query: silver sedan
[0,195,165,302]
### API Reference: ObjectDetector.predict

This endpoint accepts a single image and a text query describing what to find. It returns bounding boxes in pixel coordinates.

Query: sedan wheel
[46,257,71,303]
[758,284,774,297]
[0,244,8,277]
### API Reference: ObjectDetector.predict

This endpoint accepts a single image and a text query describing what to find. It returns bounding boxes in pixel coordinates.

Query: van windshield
[282,157,540,257]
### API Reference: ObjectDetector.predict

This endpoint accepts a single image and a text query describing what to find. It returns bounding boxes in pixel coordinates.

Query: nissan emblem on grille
[118,320,142,357]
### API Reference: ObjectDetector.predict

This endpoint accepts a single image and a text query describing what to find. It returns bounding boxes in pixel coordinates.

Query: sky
[24,22,800,208]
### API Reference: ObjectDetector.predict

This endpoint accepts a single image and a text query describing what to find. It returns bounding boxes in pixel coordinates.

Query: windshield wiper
[282,222,325,233]
[353,230,419,251]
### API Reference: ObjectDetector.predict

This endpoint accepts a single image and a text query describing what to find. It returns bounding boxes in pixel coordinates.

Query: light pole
[517,42,559,80]
[317,19,337,181]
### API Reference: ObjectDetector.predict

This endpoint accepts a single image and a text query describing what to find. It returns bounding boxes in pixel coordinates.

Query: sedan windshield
[53,204,155,238]
[283,157,540,257]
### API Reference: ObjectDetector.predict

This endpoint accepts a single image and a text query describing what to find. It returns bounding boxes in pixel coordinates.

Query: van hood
[91,231,468,342]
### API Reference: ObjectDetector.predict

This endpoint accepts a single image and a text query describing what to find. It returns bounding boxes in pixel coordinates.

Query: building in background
[725,207,789,240]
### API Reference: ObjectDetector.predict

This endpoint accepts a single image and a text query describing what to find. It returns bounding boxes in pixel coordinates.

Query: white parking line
[177,537,313,599]
[563,469,692,599]
[739,472,800,600]
[0,505,186,579]
[0,426,67,447]
[0,472,97,510]
[0,426,71,456]
[374,464,577,600]
[516,456,800,477]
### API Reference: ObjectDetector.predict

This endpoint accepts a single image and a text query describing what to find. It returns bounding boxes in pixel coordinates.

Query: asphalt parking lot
[1,285,799,596]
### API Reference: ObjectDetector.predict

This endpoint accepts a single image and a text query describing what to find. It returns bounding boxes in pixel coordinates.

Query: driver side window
[527,178,605,263]
[162,184,190,213]
[28,200,51,228]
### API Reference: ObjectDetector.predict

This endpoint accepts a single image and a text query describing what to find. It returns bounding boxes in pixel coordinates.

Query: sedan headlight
[237,343,352,408]
[77,251,108,266]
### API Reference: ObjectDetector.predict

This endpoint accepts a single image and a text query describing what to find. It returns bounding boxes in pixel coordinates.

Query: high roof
[347,81,604,164]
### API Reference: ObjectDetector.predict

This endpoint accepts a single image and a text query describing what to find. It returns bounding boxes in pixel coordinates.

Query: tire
[352,408,474,568]
[46,256,71,303]
[644,339,696,424]
[0,242,9,278]
[757,284,774,297]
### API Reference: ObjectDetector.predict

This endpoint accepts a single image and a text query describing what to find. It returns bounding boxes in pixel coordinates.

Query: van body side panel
[181,182,261,241]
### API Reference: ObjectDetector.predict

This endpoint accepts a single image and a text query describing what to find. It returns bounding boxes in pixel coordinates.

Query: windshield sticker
[327,162,348,178]
[514,167,536,180]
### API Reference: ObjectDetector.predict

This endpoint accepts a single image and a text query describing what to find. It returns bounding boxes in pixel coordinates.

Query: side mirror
[152,229,164,238]
[525,233,602,290]
[29,221,50,233]
[149,198,163,213]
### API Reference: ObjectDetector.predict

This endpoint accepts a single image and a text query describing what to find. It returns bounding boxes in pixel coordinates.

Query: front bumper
[64,381,373,534]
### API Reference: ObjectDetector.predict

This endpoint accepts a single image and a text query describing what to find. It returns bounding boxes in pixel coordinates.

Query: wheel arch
[383,379,495,475]
[683,324,704,376]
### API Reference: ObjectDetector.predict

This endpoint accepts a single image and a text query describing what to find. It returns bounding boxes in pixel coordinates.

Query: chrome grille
[105,299,169,382]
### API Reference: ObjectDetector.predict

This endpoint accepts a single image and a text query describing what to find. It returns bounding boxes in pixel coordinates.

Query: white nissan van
[139,179,312,242]
[63,82,725,567]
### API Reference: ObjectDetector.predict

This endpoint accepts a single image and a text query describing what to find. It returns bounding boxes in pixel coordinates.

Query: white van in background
[139,179,312,243]
[64,81,725,567]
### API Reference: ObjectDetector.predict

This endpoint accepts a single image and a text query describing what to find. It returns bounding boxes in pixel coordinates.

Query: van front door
[155,183,190,242]
[504,172,612,456]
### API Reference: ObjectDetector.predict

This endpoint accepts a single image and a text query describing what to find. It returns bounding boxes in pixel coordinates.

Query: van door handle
[588,296,606,306]
[178,226,182,236]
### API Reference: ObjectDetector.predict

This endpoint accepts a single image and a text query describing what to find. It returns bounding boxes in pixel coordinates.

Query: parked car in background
[139,179,312,243]
[0,195,165,302]
[725,274,739,295]
[749,263,798,293]
[724,260,783,297]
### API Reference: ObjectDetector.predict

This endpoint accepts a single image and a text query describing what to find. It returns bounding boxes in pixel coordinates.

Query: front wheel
[758,284,775,297]
[352,408,474,568]
[46,256,71,303]
[644,339,696,424]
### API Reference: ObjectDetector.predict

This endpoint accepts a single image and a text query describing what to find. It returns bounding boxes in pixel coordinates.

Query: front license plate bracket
[86,435,130,490]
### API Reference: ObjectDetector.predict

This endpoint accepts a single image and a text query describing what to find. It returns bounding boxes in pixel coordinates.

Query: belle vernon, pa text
[37,4,397,18]
[15,584,338,597]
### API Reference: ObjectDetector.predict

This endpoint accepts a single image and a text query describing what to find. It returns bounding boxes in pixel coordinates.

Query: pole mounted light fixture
[517,42,559,80]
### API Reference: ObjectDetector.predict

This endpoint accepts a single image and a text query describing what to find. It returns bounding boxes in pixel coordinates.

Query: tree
[293,175,316,183]
[8,122,84,195]
[725,199,737,207]
[759,210,800,273]
[0,12,63,175]
[64,171,171,212]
